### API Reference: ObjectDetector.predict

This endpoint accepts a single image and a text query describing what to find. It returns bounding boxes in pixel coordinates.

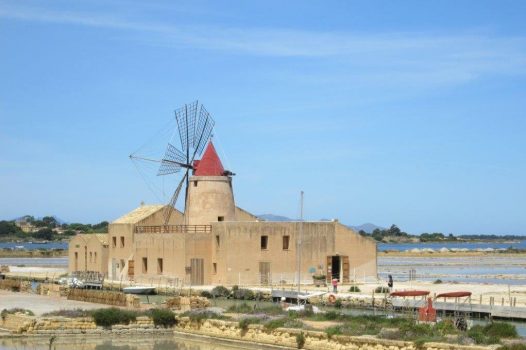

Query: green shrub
[433,279,443,284]
[232,288,255,300]
[467,325,499,344]
[485,322,518,339]
[296,331,306,349]
[348,285,361,292]
[374,286,390,294]
[334,299,343,308]
[227,302,253,314]
[239,317,261,330]
[1,308,34,320]
[324,311,339,320]
[211,285,230,298]
[148,309,177,328]
[326,326,342,338]
[42,309,90,318]
[91,308,137,328]
[264,318,286,330]
[182,310,226,323]
[434,319,457,335]
[200,290,213,298]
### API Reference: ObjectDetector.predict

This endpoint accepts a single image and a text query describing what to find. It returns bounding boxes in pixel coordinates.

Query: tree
[0,221,21,235]
[33,228,54,240]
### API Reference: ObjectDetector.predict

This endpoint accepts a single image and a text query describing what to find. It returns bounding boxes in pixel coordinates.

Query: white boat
[122,286,156,295]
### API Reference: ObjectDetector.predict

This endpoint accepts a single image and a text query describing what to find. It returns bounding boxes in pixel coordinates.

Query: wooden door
[259,262,271,285]
[342,256,350,283]
[128,260,134,278]
[190,258,204,285]
[326,256,332,283]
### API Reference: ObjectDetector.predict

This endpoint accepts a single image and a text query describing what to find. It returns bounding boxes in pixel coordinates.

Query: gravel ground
[0,290,113,315]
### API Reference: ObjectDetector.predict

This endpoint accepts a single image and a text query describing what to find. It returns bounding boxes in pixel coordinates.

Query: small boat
[123,286,156,295]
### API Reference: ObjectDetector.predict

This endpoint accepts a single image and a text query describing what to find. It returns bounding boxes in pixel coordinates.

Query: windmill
[129,100,215,225]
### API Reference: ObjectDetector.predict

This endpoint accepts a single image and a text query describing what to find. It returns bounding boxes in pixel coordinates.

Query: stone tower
[185,142,236,225]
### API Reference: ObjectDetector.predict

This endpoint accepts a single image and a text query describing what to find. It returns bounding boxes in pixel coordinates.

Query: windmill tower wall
[185,175,236,225]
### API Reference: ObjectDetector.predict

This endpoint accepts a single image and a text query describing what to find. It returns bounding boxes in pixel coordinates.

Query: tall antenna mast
[297,190,304,305]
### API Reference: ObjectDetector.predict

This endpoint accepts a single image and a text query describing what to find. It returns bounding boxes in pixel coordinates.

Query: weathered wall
[335,222,377,279]
[86,235,109,275]
[210,221,377,285]
[134,233,186,282]
[67,289,140,308]
[185,176,236,226]
[68,235,88,272]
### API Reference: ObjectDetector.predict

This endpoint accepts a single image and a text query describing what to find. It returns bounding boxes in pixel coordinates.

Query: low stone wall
[1,313,169,335]
[1,313,35,333]
[37,283,68,297]
[0,279,31,292]
[1,313,492,350]
[67,289,140,308]
[176,318,490,350]
[166,296,211,311]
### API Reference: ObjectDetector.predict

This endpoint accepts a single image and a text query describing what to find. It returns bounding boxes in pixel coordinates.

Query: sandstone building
[69,142,377,285]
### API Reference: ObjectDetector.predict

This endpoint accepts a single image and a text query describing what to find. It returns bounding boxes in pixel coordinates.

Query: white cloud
[1,2,525,86]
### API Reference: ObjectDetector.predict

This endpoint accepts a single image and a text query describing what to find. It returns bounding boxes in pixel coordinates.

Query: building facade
[69,142,377,285]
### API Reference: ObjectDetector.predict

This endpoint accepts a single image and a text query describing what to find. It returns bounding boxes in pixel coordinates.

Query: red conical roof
[193,142,225,176]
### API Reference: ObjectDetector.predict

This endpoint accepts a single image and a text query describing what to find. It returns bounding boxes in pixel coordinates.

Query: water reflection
[0,335,263,350]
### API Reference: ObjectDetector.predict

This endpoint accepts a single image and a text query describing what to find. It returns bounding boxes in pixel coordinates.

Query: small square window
[218,216,224,222]
[213,263,217,274]
[112,237,117,248]
[261,235,268,250]
[194,181,198,187]
[282,235,290,250]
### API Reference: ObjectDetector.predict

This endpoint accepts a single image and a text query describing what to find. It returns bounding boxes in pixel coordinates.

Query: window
[194,181,198,187]
[112,237,117,248]
[157,258,163,274]
[120,259,125,271]
[120,236,125,248]
[282,235,290,250]
[213,263,217,274]
[89,252,93,262]
[218,216,224,222]
[94,252,97,263]
[142,257,148,273]
[261,235,268,250]
[215,235,220,247]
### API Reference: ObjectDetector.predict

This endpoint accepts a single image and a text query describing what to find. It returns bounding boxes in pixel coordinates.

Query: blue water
[2,240,524,252]
[0,241,68,250]
[379,240,526,251]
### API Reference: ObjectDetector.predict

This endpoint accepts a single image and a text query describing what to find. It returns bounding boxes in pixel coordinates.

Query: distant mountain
[348,223,386,233]
[257,214,294,222]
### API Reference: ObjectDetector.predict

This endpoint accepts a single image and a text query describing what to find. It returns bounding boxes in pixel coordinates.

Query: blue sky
[1,0,525,235]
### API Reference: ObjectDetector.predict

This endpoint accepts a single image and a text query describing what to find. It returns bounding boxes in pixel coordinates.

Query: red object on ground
[193,142,225,176]
[418,297,437,322]
[390,290,430,297]
[435,291,472,299]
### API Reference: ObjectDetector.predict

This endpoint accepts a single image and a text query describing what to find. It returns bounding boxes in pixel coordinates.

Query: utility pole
[297,191,304,305]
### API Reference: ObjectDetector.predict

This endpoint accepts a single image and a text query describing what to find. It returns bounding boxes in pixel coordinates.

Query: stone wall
[176,318,491,350]
[0,279,31,292]
[67,289,140,308]
[1,313,169,335]
[1,313,493,350]
[37,283,68,297]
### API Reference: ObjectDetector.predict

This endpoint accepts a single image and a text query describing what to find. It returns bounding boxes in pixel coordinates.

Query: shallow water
[0,334,267,350]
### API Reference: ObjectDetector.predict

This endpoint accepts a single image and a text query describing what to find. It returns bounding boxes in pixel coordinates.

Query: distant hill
[348,223,386,233]
[257,214,383,233]
[257,214,294,222]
